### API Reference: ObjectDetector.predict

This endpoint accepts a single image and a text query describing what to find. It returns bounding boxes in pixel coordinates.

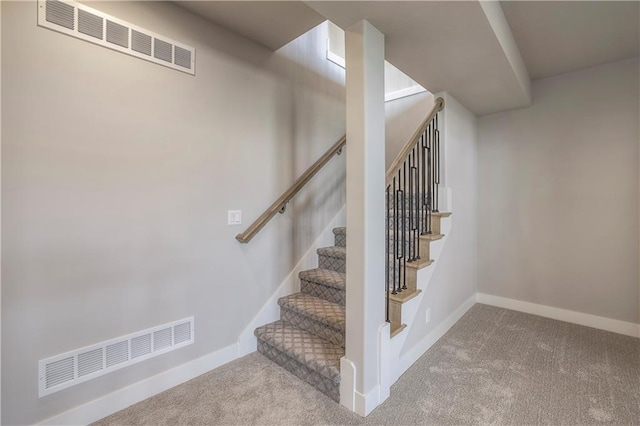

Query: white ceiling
[501,1,640,80]
[306,1,532,115]
[176,1,324,51]
[177,1,639,115]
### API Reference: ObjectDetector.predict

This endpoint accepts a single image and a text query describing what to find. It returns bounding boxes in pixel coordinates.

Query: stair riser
[280,309,345,348]
[389,299,402,328]
[387,239,431,261]
[387,216,442,235]
[300,280,345,306]
[257,340,340,402]
[387,264,418,292]
[318,254,346,273]
[334,233,346,248]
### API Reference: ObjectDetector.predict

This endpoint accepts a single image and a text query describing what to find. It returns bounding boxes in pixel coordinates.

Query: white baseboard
[397,293,476,376]
[476,293,640,338]
[339,357,356,412]
[39,344,238,425]
[41,207,347,425]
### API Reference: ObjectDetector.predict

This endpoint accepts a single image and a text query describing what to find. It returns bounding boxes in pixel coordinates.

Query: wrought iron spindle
[385,185,390,322]
[434,114,440,212]
[402,162,407,291]
[392,176,398,295]
[384,97,444,330]
[426,123,433,235]
[410,147,418,261]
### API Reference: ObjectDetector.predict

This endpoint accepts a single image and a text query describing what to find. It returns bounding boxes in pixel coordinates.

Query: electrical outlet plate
[425,308,431,324]
[228,210,242,225]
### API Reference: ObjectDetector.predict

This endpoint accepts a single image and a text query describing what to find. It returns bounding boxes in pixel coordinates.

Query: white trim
[39,343,238,425]
[384,85,427,102]
[476,293,640,338]
[236,206,346,357]
[397,294,476,377]
[339,357,356,412]
[327,50,345,68]
[378,322,391,404]
[354,385,380,417]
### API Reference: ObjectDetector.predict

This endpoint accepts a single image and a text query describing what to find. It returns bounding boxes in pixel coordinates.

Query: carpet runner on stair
[254,227,347,402]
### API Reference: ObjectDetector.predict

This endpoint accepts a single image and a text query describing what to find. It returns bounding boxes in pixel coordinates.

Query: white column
[340,20,387,416]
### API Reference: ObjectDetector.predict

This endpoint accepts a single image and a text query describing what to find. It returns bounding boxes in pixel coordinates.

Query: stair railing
[385,97,444,323]
[236,135,347,244]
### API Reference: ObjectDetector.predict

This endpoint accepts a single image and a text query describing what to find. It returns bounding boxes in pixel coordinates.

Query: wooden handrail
[385,97,444,186]
[236,135,347,244]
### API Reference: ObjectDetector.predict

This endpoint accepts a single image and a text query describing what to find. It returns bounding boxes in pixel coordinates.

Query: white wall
[384,92,435,169]
[402,92,479,354]
[1,2,345,424]
[478,57,639,325]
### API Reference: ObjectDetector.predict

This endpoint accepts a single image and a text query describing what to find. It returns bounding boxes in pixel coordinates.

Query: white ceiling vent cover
[38,0,195,75]
[38,317,194,397]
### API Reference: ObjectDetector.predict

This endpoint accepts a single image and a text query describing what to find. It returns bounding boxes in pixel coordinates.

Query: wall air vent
[37,0,196,75]
[38,317,194,397]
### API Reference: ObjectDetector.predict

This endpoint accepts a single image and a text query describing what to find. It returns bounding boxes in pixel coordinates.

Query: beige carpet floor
[95,304,640,425]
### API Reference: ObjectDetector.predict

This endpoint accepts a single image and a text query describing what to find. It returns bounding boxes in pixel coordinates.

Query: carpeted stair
[254,227,347,402]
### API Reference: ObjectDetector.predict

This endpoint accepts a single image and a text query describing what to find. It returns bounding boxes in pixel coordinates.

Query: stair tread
[299,268,345,291]
[390,323,407,338]
[317,246,346,259]
[255,320,343,381]
[278,293,345,330]
[389,289,422,303]
[407,258,434,269]
[332,227,346,235]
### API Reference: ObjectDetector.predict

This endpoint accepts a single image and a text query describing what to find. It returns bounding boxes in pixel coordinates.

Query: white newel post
[340,20,389,416]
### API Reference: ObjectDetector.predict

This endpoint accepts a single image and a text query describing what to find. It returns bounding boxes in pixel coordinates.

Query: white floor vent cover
[38,317,194,397]
[37,0,196,75]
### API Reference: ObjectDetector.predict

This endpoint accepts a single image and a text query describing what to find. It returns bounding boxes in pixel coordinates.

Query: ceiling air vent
[38,317,194,397]
[37,0,195,75]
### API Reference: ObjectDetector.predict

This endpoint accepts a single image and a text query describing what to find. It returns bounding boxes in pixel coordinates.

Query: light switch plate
[228,210,242,225]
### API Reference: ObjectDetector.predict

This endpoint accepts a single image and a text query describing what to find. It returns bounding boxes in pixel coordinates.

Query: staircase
[244,98,447,405]
[254,227,347,402]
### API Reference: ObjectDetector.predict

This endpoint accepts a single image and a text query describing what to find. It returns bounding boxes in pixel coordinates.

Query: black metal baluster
[408,151,413,262]
[426,123,433,235]
[434,114,440,213]
[385,184,390,322]
[421,129,427,235]
[392,176,398,295]
[397,170,403,294]
[410,147,418,262]
[402,162,407,291]
[416,134,424,258]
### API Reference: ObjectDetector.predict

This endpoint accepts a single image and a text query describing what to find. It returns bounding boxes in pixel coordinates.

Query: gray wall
[478,57,639,324]
[385,92,435,169]
[403,92,479,351]
[1,1,345,423]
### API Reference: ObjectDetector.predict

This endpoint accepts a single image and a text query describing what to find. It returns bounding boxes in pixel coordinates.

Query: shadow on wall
[385,92,435,169]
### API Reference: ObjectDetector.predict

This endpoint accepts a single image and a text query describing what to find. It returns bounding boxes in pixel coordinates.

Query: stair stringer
[388,190,453,384]
[237,205,346,357]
